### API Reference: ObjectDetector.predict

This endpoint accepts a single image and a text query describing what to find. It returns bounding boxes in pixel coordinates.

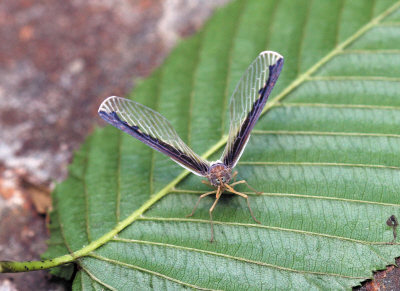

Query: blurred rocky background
[0,1,229,289]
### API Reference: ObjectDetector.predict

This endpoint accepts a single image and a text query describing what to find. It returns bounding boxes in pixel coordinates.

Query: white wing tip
[98,96,123,113]
[259,51,283,63]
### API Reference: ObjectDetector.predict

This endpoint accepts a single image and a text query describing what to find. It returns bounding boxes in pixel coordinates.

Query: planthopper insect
[98,51,284,242]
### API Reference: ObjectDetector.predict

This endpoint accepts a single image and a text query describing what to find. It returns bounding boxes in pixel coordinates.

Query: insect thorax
[206,163,232,187]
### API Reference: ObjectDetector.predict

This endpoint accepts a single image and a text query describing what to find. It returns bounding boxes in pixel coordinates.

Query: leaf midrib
[53,0,400,266]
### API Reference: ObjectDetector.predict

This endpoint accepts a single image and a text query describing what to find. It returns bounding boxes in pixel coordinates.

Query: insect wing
[221,51,284,168]
[98,96,210,176]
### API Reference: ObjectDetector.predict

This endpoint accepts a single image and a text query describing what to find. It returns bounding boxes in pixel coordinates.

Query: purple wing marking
[99,97,210,176]
[222,52,284,168]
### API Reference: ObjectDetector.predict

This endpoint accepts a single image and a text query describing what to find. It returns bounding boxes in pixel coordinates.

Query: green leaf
[43,0,400,290]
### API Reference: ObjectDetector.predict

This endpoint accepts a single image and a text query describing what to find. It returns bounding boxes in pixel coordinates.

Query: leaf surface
[44,0,400,290]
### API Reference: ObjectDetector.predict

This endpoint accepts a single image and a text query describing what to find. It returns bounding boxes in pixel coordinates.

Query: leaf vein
[343,49,400,54]
[251,130,400,138]
[87,253,223,291]
[136,217,399,245]
[109,237,369,279]
[277,102,400,111]
[307,75,400,81]
[82,268,118,291]
[170,189,400,206]
[237,161,400,170]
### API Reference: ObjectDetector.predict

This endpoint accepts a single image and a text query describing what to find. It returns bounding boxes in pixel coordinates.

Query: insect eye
[215,179,220,184]
[221,177,226,182]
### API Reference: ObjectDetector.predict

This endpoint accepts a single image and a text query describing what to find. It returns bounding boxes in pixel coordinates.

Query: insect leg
[231,171,238,183]
[209,187,222,242]
[225,184,261,224]
[186,190,217,218]
[229,180,263,195]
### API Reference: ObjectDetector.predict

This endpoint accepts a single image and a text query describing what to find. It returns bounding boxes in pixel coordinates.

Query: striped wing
[221,51,284,168]
[98,96,210,176]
